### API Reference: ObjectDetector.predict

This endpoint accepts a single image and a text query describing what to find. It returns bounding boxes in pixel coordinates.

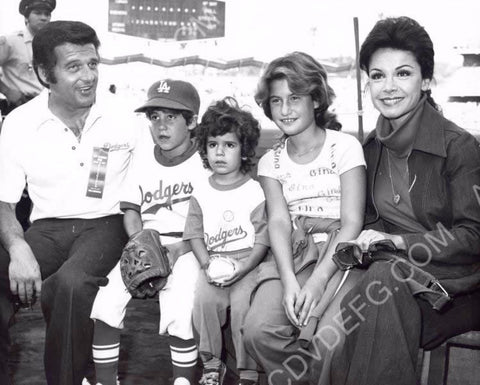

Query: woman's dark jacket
[363,102,480,294]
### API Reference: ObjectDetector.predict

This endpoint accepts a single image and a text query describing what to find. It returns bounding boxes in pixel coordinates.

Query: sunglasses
[332,239,397,271]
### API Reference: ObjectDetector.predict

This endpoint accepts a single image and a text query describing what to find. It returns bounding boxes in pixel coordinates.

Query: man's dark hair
[32,20,100,88]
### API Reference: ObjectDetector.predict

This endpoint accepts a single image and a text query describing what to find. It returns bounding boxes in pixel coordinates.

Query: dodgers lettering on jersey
[205,225,248,249]
[184,177,269,253]
[140,181,194,213]
[121,140,209,234]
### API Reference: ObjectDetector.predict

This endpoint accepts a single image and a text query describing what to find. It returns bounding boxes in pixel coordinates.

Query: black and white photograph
[1,1,479,384]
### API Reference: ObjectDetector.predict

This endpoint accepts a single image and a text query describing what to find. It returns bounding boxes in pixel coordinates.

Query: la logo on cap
[157,81,171,94]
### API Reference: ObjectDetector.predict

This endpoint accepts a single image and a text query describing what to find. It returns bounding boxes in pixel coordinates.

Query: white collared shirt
[0,90,142,221]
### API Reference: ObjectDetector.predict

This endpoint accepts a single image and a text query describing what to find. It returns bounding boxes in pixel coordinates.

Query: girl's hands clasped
[282,276,302,326]
[295,277,327,327]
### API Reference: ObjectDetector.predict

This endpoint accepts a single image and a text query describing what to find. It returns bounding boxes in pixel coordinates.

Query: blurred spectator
[0,0,55,115]
[0,0,56,231]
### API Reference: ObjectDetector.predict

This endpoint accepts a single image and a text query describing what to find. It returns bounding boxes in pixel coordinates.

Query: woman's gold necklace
[386,149,401,205]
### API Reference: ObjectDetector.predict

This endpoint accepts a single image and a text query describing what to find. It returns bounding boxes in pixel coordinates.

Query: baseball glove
[206,254,237,285]
[120,229,171,299]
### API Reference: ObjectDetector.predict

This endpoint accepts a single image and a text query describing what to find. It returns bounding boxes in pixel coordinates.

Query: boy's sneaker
[199,362,226,385]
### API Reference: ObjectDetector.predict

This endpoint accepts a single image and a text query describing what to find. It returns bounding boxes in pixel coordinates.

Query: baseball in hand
[206,255,236,284]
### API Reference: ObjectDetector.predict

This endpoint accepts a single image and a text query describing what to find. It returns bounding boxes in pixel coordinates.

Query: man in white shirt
[0,20,139,385]
[0,0,56,230]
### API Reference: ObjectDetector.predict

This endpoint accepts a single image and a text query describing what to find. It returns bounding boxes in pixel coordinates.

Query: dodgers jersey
[120,138,210,235]
[183,175,269,252]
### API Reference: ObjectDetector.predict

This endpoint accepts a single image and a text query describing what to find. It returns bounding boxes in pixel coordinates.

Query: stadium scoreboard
[108,0,225,41]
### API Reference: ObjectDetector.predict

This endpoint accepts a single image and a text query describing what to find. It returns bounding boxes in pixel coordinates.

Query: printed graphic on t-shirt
[272,142,340,218]
[282,162,341,218]
[259,131,365,220]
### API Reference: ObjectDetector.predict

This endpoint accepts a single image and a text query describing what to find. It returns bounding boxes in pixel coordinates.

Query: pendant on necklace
[393,193,401,205]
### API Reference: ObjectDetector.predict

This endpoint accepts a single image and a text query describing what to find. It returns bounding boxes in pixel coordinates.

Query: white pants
[91,249,200,340]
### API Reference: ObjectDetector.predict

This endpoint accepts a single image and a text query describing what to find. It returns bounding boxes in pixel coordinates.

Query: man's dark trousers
[0,215,127,385]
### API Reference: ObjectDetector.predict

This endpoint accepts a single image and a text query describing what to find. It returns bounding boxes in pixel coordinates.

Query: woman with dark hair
[332,16,480,385]
[243,51,366,385]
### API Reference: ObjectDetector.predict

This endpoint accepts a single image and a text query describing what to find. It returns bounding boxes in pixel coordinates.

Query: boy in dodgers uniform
[90,79,210,385]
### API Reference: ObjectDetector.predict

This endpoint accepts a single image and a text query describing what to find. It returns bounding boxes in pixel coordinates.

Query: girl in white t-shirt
[243,51,366,385]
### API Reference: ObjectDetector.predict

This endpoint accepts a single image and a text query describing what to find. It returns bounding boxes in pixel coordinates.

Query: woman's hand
[355,229,406,251]
[295,277,327,327]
